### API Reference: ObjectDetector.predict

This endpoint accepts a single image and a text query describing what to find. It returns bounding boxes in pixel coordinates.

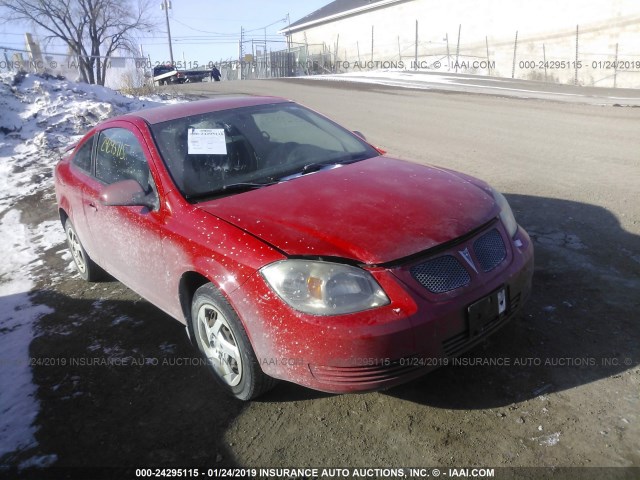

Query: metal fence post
[371,25,374,62]
[512,30,518,79]
[485,36,491,75]
[455,24,461,73]
[574,24,579,86]
[415,20,418,69]
[445,33,450,70]
[614,42,619,88]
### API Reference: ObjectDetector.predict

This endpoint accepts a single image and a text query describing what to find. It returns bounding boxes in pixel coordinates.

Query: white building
[280,0,640,88]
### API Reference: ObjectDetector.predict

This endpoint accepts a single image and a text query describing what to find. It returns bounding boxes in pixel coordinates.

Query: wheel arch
[58,207,69,226]
[178,271,211,329]
[178,270,262,354]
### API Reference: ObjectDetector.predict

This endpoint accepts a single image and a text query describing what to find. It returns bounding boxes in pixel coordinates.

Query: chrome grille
[411,255,471,293]
[473,229,507,272]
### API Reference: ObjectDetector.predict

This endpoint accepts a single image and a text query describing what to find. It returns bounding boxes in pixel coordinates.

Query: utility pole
[161,0,174,65]
[286,13,290,53]
[239,26,244,80]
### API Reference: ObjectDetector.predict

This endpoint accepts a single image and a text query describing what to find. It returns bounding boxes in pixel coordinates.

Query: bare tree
[0,0,156,85]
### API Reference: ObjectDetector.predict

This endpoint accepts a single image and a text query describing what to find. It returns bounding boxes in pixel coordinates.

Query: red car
[54,97,533,400]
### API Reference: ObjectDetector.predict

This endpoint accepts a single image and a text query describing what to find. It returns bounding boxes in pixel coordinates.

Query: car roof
[125,96,291,125]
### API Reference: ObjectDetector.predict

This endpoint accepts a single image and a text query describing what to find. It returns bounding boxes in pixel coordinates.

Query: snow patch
[536,431,561,446]
[18,453,58,470]
[0,209,54,458]
[0,71,179,459]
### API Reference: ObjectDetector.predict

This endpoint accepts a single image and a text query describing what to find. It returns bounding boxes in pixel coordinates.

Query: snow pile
[0,71,174,208]
[0,72,178,461]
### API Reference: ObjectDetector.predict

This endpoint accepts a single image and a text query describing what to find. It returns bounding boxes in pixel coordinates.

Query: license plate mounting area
[467,287,508,338]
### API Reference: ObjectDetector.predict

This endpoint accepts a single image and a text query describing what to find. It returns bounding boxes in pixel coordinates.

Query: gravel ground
[3,77,639,479]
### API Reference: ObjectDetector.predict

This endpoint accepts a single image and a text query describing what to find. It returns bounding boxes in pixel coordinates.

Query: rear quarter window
[71,137,94,173]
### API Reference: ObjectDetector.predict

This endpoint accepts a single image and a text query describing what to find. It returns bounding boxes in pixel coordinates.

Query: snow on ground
[0,71,178,461]
[303,69,558,93]
[303,69,640,105]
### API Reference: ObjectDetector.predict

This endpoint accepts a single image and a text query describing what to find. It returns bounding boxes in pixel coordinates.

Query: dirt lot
[3,78,639,478]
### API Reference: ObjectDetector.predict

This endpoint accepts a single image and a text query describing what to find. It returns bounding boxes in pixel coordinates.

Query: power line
[170,18,239,36]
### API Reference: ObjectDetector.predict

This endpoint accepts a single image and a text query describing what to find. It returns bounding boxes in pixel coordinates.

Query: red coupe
[54,97,533,400]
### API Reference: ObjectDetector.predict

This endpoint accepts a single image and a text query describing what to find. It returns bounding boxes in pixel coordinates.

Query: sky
[0,0,330,68]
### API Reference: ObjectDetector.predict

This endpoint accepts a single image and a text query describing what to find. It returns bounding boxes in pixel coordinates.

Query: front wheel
[190,283,276,400]
[64,219,105,282]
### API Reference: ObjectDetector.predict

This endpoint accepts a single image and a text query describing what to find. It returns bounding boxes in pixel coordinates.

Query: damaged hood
[196,157,498,264]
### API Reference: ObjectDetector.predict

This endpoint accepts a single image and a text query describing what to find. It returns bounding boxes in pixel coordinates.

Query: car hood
[196,157,498,264]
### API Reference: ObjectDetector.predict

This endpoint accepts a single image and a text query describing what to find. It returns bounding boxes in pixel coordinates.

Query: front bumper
[229,221,534,394]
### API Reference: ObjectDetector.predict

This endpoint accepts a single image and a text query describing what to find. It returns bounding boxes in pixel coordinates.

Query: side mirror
[353,130,366,141]
[101,179,158,210]
[353,130,386,155]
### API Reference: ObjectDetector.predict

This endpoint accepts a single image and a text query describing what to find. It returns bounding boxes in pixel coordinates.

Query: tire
[64,219,105,282]
[190,283,277,400]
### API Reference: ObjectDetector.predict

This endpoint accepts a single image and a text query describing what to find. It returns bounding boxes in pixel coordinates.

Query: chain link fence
[284,22,640,88]
[3,24,638,89]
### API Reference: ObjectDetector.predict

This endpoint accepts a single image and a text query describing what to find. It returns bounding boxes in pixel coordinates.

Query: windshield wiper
[186,181,278,201]
[302,154,374,174]
[220,181,278,192]
[278,155,371,181]
[277,162,343,181]
[299,162,341,174]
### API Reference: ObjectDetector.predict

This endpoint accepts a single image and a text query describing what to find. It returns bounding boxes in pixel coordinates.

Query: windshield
[149,102,380,201]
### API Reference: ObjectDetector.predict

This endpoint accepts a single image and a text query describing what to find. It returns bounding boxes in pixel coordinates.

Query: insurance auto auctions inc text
[253,467,495,478]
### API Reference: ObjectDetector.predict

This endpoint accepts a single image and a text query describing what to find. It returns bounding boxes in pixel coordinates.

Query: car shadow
[385,193,640,408]
[1,288,248,471]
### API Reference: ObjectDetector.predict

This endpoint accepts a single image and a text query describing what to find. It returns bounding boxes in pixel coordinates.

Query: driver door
[82,123,170,309]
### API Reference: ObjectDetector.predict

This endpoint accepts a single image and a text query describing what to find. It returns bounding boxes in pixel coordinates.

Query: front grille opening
[473,228,507,272]
[410,255,471,293]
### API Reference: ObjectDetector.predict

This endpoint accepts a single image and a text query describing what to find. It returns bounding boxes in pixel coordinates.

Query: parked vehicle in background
[152,65,208,86]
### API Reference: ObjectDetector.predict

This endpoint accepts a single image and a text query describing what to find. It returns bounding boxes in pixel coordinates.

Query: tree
[0,0,156,85]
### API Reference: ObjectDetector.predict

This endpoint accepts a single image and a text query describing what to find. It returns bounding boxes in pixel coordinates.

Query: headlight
[261,260,390,315]
[492,190,518,238]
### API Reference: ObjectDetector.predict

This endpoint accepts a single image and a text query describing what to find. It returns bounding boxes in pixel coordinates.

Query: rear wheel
[64,219,105,282]
[190,283,276,400]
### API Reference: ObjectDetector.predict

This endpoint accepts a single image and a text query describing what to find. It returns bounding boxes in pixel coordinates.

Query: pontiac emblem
[459,247,478,273]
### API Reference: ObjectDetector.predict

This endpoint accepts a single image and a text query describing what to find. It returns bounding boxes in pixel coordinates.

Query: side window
[71,137,94,173]
[95,128,151,191]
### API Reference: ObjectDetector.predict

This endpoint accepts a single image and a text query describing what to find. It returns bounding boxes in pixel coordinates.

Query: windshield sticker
[187,128,227,155]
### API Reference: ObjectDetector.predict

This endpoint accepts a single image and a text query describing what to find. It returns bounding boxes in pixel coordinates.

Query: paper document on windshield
[187,128,227,155]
